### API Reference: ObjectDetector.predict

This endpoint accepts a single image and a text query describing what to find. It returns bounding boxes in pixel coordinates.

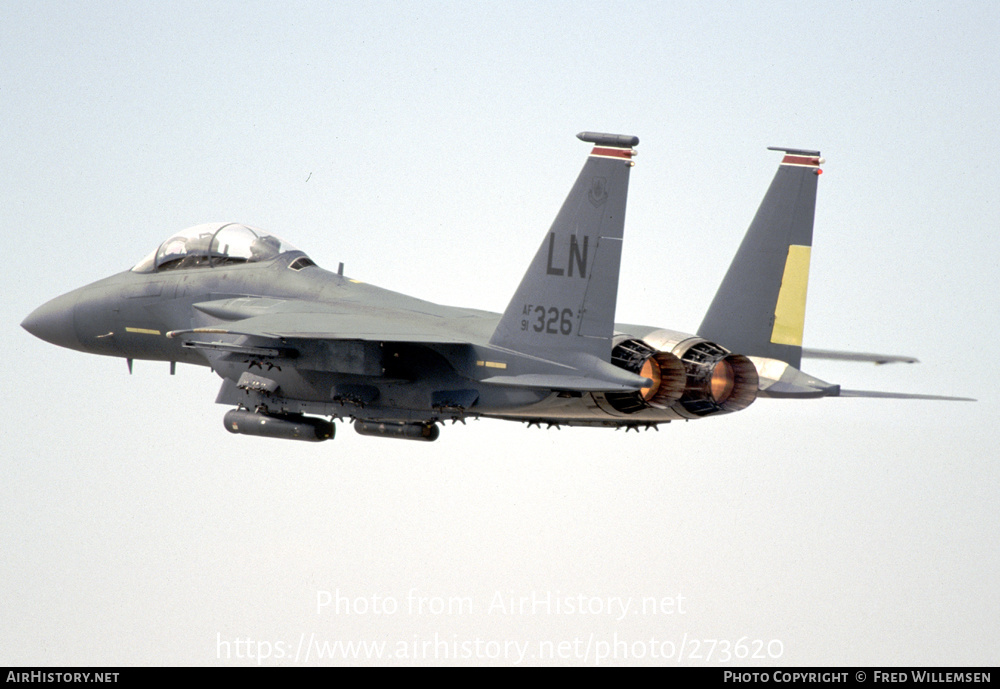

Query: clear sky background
[3,1,998,666]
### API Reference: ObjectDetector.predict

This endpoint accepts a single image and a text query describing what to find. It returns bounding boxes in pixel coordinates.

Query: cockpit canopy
[131,223,302,273]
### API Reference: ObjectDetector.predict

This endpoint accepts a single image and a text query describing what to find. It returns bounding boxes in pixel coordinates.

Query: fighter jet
[21,132,971,442]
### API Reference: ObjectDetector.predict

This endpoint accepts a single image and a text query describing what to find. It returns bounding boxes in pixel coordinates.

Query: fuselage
[23,249,753,429]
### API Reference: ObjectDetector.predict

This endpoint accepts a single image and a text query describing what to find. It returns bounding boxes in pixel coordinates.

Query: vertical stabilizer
[697,148,822,368]
[489,132,638,364]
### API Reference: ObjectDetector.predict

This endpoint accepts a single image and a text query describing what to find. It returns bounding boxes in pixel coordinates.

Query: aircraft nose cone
[22,291,80,350]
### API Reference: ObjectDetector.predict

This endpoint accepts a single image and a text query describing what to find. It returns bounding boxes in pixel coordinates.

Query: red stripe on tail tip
[591,147,634,159]
[781,155,821,167]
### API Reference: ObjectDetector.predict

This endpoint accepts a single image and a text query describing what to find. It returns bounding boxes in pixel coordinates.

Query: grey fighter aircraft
[21,132,970,442]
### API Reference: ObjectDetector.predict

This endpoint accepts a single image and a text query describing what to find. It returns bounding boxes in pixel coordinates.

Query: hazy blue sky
[3,1,998,666]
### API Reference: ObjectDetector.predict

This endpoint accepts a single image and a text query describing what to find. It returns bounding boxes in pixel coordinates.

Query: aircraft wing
[802,348,919,365]
[168,296,652,394]
[168,297,497,345]
[171,311,475,344]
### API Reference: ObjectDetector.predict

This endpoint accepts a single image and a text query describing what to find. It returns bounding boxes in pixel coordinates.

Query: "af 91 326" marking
[521,304,575,335]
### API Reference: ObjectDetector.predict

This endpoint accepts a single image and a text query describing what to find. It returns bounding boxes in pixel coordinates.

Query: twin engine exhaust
[599,331,759,419]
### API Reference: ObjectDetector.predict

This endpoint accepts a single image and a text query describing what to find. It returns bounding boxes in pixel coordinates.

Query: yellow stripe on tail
[770,245,811,346]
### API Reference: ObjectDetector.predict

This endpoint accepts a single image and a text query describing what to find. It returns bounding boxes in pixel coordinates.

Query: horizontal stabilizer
[758,382,838,399]
[802,348,919,365]
[753,357,973,401]
[836,389,976,402]
[752,357,838,398]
